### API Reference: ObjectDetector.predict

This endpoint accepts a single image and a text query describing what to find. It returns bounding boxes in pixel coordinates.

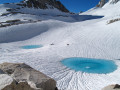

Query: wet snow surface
[1,1,120,90]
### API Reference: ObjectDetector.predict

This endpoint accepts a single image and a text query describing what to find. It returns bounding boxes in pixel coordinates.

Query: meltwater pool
[21,45,43,49]
[61,57,117,74]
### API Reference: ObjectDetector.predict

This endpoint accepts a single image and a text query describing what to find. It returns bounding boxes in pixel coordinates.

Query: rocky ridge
[20,0,69,12]
[97,0,120,7]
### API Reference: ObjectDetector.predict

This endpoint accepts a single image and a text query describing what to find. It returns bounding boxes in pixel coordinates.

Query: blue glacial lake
[61,57,117,74]
[21,45,43,49]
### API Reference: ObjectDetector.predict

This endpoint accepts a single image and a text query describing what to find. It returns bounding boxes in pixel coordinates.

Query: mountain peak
[20,0,69,12]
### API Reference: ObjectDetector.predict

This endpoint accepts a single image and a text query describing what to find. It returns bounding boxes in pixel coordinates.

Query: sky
[59,0,100,12]
[0,0,100,13]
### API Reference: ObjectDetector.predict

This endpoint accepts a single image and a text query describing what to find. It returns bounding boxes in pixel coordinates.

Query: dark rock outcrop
[2,80,38,90]
[114,84,120,89]
[0,69,4,74]
[96,0,107,7]
[96,0,120,7]
[0,63,57,90]
[102,84,120,90]
[107,18,120,24]
[20,0,69,12]
[110,0,120,4]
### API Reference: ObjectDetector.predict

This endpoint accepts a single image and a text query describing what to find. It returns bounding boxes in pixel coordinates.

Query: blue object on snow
[61,57,117,74]
[21,45,42,49]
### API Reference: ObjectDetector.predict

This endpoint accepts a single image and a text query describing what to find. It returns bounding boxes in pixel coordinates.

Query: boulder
[0,74,13,90]
[0,63,57,90]
[102,84,120,90]
[2,80,40,90]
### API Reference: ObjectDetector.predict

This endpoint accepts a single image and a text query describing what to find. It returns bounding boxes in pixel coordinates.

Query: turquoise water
[61,57,117,74]
[21,45,42,49]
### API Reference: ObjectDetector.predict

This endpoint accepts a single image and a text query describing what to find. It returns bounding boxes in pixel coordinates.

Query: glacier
[0,0,120,90]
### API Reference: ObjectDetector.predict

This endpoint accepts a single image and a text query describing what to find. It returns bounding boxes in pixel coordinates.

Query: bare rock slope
[21,0,69,12]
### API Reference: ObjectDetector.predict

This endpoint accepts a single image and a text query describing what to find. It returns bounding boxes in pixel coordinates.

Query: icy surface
[0,1,120,90]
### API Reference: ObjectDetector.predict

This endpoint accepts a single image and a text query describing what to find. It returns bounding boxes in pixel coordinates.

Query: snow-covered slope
[0,0,120,90]
[83,0,120,17]
[0,3,70,21]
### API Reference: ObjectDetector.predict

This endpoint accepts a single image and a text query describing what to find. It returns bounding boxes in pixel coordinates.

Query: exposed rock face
[107,18,120,24]
[0,63,57,90]
[110,0,120,4]
[2,80,38,90]
[0,74,13,89]
[102,84,120,90]
[21,0,69,12]
[96,0,107,7]
[0,69,4,74]
[97,0,120,7]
